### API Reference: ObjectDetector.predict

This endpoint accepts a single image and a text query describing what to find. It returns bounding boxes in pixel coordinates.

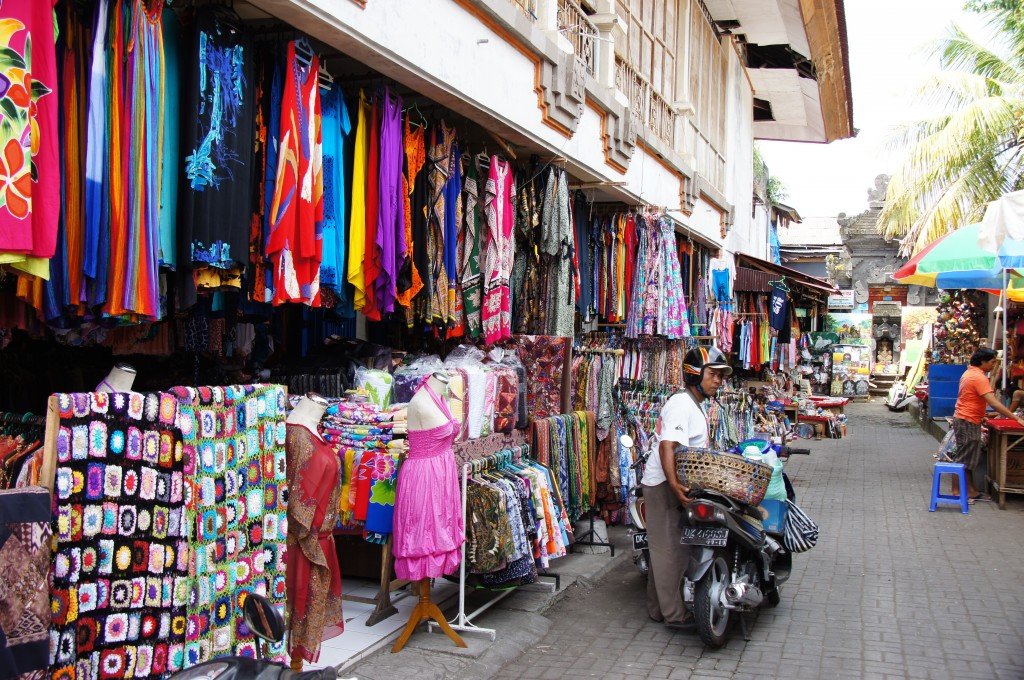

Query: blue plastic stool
[929,462,969,514]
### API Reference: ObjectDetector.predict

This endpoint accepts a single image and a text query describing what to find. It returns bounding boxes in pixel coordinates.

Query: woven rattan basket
[675,448,773,505]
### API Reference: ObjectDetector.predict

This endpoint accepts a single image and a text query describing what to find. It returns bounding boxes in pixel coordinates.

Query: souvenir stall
[927,291,988,418]
[0,0,746,670]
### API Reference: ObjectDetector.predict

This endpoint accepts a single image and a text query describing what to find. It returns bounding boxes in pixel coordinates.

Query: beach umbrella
[979,189,1024,267]
[893,223,1003,289]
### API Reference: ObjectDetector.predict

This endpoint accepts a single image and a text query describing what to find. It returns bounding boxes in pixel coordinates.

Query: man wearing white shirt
[642,346,731,627]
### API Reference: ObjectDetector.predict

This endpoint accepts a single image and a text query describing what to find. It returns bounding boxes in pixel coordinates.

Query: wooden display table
[983,418,1024,509]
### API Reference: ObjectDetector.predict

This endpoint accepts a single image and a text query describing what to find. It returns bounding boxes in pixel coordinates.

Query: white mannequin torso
[96,364,137,393]
[408,374,450,431]
[287,394,329,441]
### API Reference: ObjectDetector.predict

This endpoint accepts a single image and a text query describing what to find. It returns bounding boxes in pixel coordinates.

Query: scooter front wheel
[694,554,731,648]
[634,549,650,578]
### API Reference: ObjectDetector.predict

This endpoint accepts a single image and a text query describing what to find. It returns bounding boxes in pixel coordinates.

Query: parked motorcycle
[681,440,809,648]
[169,593,337,679]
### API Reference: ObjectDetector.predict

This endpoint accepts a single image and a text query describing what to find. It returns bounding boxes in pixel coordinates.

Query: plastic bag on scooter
[782,500,818,553]
[764,460,787,501]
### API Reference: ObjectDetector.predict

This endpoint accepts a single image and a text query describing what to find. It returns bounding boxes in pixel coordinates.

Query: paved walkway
[496,403,1024,680]
[348,403,1024,679]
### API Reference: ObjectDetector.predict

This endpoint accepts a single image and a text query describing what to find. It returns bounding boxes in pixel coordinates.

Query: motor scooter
[168,593,338,679]
[680,439,809,648]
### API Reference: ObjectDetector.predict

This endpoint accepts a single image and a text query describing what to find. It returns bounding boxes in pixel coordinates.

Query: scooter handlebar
[779,446,810,456]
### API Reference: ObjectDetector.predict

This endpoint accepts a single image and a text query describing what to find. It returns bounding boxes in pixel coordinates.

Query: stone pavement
[346,403,1024,679]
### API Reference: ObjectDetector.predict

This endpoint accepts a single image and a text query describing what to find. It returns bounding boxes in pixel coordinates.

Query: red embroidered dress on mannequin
[268,40,323,307]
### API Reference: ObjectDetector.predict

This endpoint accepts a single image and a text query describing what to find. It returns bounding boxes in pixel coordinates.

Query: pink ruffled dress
[393,383,465,579]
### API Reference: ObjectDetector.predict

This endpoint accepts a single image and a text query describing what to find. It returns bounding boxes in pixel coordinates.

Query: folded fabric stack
[322,399,401,544]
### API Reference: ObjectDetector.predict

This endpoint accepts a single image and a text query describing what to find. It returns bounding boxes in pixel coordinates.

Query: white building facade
[247,0,853,260]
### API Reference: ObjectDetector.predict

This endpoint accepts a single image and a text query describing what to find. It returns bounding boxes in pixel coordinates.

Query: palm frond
[878,11,1024,254]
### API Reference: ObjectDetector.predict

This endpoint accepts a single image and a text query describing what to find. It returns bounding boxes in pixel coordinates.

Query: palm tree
[877,5,1024,255]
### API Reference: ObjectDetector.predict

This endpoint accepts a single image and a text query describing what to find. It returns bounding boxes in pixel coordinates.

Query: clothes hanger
[317,58,335,92]
[768,276,790,292]
[294,36,315,69]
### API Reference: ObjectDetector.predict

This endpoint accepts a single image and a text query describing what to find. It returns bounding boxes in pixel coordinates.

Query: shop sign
[828,290,855,310]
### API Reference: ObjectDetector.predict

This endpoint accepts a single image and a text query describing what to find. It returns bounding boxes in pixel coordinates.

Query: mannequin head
[286,393,329,436]
[427,371,450,395]
[96,363,137,393]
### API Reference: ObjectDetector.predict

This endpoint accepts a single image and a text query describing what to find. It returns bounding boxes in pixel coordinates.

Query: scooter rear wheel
[694,554,731,648]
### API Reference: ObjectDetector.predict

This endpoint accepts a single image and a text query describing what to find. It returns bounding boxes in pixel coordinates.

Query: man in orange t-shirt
[951,348,1024,501]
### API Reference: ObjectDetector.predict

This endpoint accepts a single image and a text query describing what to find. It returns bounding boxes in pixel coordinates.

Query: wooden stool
[391,579,466,653]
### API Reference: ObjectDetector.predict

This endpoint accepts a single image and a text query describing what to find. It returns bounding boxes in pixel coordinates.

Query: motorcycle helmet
[683,346,733,388]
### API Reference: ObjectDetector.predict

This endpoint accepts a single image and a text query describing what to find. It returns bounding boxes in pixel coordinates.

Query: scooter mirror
[619,434,634,449]
[242,592,286,652]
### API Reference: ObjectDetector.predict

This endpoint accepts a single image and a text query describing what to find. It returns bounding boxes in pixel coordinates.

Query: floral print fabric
[510,335,568,421]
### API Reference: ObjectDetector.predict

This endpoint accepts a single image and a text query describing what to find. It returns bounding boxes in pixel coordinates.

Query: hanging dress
[267,40,323,307]
[459,161,483,338]
[286,424,344,663]
[392,383,464,580]
[179,5,255,308]
[347,91,369,313]
[482,157,514,344]
[320,83,351,298]
[395,115,425,321]
[375,86,404,315]
[541,168,574,338]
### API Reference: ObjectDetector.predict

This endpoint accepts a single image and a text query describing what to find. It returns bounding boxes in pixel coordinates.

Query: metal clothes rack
[428,447,559,641]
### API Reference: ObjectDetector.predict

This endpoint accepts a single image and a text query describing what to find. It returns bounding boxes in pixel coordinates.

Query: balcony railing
[557,0,597,77]
[615,55,676,148]
[507,0,538,20]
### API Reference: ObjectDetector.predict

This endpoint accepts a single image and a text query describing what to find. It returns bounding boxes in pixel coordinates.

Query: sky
[758,0,989,219]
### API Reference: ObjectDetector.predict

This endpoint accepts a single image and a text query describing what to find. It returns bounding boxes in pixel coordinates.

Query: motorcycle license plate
[632,531,649,551]
[680,526,729,547]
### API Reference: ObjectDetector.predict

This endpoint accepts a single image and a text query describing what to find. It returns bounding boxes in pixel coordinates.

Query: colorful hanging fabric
[83,0,111,308]
[179,5,255,308]
[0,0,60,260]
[267,39,323,307]
[361,95,381,320]
[512,334,568,420]
[541,168,574,338]
[658,217,689,339]
[347,91,369,313]
[363,450,400,543]
[159,7,180,270]
[459,159,483,338]
[482,157,514,344]
[110,0,163,319]
[319,83,352,298]
[425,122,455,328]
[395,115,424,321]
[375,86,405,315]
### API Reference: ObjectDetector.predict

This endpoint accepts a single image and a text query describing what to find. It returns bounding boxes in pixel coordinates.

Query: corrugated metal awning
[734,253,840,297]
[735,267,774,292]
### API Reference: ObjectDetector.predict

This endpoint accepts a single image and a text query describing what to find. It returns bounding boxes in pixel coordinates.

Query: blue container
[928,364,967,419]
[760,499,788,534]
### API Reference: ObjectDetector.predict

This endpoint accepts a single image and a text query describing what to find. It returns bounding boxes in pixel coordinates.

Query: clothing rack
[428,446,559,641]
